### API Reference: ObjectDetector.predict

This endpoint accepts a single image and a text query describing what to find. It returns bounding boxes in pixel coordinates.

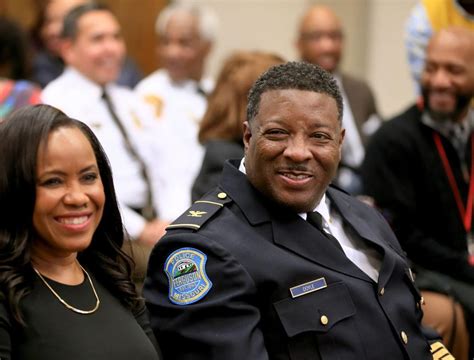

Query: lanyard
[432,132,474,233]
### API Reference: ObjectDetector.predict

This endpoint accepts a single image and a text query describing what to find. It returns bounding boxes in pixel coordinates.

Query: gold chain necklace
[33,262,100,315]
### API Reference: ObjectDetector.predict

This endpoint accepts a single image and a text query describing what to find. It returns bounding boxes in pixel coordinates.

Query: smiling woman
[0,104,162,359]
[32,126,106,260]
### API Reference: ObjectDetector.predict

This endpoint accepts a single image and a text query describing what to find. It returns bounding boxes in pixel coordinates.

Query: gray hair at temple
[155,2,218,42]
[247,61,344,123]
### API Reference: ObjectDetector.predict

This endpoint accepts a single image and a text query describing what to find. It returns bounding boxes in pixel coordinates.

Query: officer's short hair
[61,2,112,40]
[155,3,218,42]
[247,61,343,123]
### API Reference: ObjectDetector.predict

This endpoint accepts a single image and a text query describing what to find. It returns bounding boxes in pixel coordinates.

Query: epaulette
[165,189,233,231]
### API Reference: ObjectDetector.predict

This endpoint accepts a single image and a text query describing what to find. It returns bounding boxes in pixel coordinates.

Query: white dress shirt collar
[63,66,109,99]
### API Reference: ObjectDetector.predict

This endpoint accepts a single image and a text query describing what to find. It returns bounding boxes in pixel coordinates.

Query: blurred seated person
[0,104,162,359]
[192,50,284,201]
[405,0,474,94]
[30,0,142,88]
[296,5,381,194]
[41,3,168,288]
[135,2,217,221]
[0,16,41,121]
[362,28,474,360]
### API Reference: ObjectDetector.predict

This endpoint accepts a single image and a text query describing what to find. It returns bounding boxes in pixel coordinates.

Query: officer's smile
[277,170,313,187]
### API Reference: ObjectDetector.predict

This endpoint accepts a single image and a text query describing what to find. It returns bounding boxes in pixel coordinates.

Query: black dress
[0,271,161,360]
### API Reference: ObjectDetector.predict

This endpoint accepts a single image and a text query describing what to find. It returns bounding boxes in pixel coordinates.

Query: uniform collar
[161,69,214,96]
[221,159,397,282]
[237,157,330,222]
[63,66,113,100]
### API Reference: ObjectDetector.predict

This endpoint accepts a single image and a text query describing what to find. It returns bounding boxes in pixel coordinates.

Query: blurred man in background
[135,2,217,222]
[297,5,381,194]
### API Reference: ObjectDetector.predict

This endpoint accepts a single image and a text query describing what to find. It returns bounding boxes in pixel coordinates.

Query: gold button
[401,331,408,344]
[379,287,385,296]
[420,296,425,305]
[320,315,329,325]
[217,192,227,199]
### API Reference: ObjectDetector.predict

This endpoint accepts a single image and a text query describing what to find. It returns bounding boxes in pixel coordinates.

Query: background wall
[0,0,167,74]
[199,0,417,119]
[1,0,418,119]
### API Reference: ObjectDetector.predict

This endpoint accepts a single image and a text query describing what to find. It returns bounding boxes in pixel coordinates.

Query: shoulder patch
[166,190,232,231]
[164,247,212,305]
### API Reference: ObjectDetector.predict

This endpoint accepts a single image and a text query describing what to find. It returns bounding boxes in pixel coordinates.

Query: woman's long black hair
[0,104,140,326]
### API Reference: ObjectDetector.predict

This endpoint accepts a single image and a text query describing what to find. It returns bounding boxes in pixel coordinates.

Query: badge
[144,94,163,118]
[290,277,327,298]
[164,247,212,305]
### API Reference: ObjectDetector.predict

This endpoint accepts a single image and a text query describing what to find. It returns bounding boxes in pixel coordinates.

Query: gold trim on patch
[194,200,224,207]
[166,223,201,230]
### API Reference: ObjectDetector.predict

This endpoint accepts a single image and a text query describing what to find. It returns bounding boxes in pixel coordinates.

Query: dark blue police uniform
[144,160,441,360]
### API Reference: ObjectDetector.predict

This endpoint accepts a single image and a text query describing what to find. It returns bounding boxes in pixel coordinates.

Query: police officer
[144,62,450,359]
[42,3,168,246]
[135,3,217,221]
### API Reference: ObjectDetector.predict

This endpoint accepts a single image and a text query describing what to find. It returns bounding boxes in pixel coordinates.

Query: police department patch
[164,247,212,305]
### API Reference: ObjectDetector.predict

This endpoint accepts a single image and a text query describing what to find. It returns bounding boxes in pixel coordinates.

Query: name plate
[290,277,327,298]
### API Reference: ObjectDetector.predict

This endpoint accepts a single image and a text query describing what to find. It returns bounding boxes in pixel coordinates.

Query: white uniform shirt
[307,195,382,282]
[135,69,213,221]
[42,67,163,238]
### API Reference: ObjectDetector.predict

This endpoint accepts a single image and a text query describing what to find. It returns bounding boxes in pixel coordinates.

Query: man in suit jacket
[296,5,380,194]
[144,62,449,359]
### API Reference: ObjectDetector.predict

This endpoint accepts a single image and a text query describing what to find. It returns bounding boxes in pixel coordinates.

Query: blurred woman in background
[192,50,284,201]
[0,16,41,121]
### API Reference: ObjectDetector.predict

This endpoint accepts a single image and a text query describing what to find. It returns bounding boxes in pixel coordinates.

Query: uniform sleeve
[0,299,12,360]
[361,125,474,282]
[144,232,269,360]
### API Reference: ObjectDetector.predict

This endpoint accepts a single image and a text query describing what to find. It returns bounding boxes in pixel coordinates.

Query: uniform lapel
[327,188,397,288]
[272,214,372,282]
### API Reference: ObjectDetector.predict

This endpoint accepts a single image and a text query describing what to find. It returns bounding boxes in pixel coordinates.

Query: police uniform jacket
[144,160,437,360]
[135,69,214,221]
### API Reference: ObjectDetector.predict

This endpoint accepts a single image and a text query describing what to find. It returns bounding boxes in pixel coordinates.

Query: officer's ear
[60,38,76,67]
[243,120,252,153]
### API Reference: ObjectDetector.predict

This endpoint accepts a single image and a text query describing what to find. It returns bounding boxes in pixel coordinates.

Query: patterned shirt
[0,79,41,121]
